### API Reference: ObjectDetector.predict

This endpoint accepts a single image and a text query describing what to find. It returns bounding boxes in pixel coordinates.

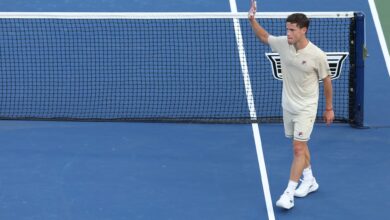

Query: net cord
[0,12,355,19]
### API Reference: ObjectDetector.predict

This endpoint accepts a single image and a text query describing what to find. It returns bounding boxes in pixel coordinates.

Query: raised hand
[248,0,257,20]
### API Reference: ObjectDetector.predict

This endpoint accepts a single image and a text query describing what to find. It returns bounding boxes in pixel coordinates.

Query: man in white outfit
[248,2,335,209]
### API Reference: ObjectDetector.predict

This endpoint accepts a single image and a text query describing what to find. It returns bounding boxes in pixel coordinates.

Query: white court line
[229,1,275,219]
[368,0,390,77]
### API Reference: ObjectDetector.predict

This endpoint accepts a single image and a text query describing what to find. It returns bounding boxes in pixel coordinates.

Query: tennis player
[248,1,334,209]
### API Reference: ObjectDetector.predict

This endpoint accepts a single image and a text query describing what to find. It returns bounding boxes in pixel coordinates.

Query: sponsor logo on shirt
[266,52,349,81]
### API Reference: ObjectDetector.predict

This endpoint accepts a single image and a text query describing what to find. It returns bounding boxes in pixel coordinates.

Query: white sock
[302,166,314,181]
[285,180,298,195]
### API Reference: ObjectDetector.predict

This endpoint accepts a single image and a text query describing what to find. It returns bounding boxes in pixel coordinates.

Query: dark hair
[286,13,310,29]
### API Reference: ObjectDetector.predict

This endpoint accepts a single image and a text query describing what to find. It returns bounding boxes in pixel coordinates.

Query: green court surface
[376,0,390,51]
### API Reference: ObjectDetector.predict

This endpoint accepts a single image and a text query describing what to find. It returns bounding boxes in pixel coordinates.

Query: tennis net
[0,12,365,125]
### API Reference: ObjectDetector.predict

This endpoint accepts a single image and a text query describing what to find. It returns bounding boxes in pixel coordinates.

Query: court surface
[0,0,389,219]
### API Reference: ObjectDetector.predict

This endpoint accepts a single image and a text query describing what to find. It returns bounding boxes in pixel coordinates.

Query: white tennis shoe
[294,178,319,198]
[276,192,294,209]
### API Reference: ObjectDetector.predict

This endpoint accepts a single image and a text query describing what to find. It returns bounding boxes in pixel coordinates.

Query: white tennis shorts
[283,109,316,141]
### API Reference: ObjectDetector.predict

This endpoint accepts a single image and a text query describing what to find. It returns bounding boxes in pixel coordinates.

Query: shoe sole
[294,183,319,198]
[276,202,294,210]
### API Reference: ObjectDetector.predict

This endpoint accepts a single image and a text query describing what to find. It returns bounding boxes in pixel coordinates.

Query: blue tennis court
[0,0,389,220]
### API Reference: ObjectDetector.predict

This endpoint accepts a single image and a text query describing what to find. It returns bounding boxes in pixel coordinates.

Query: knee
[293,141,307,157]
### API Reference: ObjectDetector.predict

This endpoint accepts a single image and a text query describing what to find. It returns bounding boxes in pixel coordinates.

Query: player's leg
[277,111,318,208]
[276,110,297,209]
[276,140,307,208]
[304,145,311,168]
[290,140,308,182]
[293,114,319,198]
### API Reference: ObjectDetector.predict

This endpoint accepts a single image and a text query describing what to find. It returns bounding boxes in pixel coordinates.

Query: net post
[350,12,365,128]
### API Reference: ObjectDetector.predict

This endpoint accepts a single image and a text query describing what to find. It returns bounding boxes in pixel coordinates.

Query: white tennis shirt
[268,35,331,115]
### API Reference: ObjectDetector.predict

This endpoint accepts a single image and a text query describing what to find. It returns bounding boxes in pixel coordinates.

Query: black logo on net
[266,52,349,81]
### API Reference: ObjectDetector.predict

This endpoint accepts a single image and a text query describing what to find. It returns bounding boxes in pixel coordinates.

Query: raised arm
[248,1,270,44]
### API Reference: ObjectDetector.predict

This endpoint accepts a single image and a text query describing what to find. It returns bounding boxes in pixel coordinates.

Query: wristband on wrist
[325,107,333,111]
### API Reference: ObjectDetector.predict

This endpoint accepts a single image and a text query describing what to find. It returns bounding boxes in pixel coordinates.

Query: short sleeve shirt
[268,35,331,115]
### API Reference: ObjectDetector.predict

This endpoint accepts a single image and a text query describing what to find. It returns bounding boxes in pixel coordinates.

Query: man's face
[286,22,307,45]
